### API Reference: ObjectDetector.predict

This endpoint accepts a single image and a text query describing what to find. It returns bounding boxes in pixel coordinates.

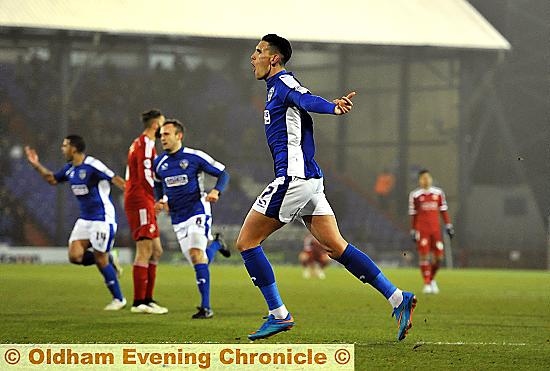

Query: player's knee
[134,248,152,264]
[68,254,82,265]
[189,248,207,265]
[323,242,346,259]
[235,236,255,252]
[151,247,163,261]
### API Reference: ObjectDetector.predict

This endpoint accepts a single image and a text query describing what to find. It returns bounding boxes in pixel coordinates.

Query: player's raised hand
[206,189,220,204]
[334,91,356,115]
[24,146,40,166]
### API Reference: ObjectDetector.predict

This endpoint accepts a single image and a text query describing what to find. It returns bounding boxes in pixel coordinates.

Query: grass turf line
[1,264,549,369]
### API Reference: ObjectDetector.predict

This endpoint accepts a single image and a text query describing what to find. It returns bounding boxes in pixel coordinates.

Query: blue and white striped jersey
[154,147,226,224]
[53,156,116,223]
[264,70,336,179]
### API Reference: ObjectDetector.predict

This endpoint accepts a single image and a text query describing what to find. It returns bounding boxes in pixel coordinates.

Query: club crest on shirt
[179,159,189,169]
[78,169,87,180]
[432,195,438,200]
[267,87,274,102]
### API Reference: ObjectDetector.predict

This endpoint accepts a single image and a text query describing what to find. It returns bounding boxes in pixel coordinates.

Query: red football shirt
[409,187,450,231]
[124,134,156,208]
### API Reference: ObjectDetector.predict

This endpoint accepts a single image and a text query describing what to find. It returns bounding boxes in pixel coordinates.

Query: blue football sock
[194,263,210,309]
[206,240,222,264]
[241,246,283,310]
[99,264,123,300]
[336,244,396,299]
[260,283,284,310]
[81,249,95,266]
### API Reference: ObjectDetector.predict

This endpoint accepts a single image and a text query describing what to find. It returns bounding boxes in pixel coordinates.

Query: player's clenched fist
[206,189,220,203]
[154,200,169,214]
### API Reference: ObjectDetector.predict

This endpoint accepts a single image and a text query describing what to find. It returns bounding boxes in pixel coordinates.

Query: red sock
[133,264,148,304]
[145,261,157,301]
[431,261,440,280]
[420,261,432,284]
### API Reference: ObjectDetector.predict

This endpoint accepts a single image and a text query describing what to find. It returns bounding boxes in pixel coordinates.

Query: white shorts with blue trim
[68,218,117,253]
[252,177,334,224]
[172,199,213,263]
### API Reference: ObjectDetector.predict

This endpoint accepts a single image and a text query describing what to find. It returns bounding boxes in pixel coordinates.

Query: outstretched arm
[286,90,356,115]
[24,146,57,185]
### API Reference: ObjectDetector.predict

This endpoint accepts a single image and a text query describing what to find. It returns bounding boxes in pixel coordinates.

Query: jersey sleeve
[278,75,336,114]
[439,190,451,224]
[53,164,71,183]
[152,157,162,182]
[408,192,417,215]
[89,158,115,181]
[439,190,449,211]
[194,150,226,177]
[152,156,165,200]
[141,138,156,188]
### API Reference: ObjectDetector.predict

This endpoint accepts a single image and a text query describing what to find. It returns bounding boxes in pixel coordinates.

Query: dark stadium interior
[0,0,548,269]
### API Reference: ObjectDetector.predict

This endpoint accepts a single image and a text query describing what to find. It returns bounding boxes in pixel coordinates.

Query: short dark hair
[141,109,163,128]
[418,169,430,178]
[65,135,86,153]
[163,119,186,136]
[262,34,292,65]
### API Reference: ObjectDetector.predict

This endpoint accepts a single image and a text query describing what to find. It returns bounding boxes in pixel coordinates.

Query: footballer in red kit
[409,169,454,294]
[299,233,330,279]
[124,109,168,314]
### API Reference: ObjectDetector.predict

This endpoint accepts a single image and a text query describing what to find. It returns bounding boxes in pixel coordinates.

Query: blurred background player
[299,233,330,279]
[409,169,455,294]
[24,136,127,310]
[237,34,416,341]
[154,120,230,319]
[125,109,168,314]
[374,168,395,211]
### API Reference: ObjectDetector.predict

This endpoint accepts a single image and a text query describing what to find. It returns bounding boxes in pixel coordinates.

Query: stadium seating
[0,59,409,257]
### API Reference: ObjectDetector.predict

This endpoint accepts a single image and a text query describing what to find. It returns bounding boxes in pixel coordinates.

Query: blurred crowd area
[0,52,261,246]
[0,51,410,256]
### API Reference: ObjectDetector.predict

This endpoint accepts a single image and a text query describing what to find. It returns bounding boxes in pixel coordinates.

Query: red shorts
[416,229,444,257]
[125,205,159,241]
[301,249,330,265]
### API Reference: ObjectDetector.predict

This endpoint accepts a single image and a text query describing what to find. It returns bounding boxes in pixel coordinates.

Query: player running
[237,34,416,341]
[299,234,330,279]
[409,169,454,294]
[25,135,127,310]
[153,120,230,319]
[125,109,168,314]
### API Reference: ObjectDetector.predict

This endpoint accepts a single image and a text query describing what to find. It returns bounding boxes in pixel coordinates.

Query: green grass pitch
[1,264,549,369]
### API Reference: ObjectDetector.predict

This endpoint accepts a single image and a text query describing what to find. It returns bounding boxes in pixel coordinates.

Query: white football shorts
[68,218,117,253]
[172,213,213,264]
[252,176,334,224]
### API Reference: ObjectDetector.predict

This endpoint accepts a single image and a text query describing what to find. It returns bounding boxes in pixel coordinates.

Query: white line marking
[413,341,527,346]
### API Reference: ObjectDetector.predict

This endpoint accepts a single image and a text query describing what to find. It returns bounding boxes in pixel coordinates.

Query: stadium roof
[0,0,510,50]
